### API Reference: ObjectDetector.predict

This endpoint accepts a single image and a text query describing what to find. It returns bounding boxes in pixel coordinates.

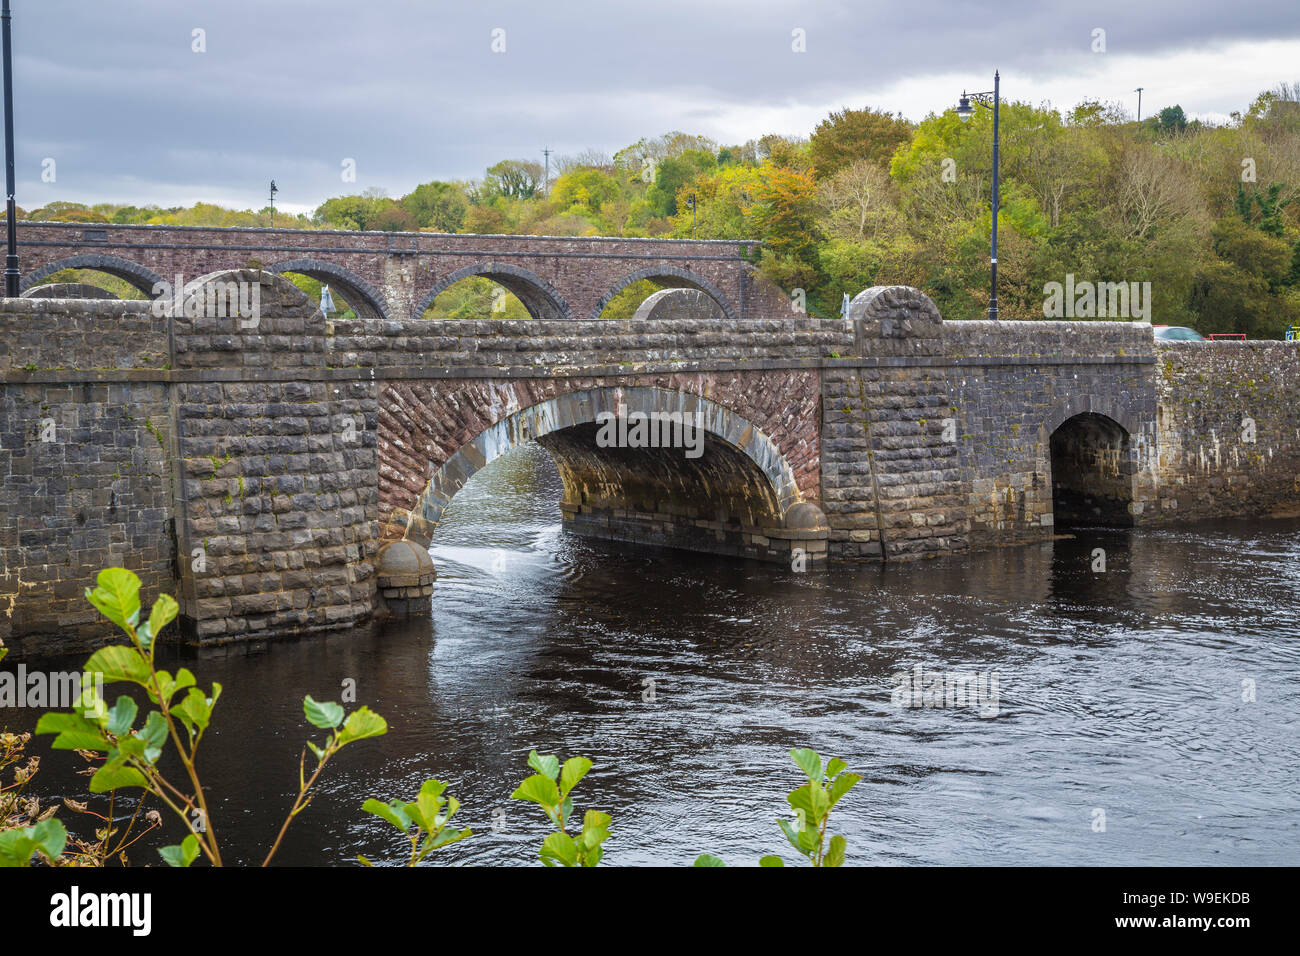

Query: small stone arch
[397,386,803,547]
[413,262,575,320]
[592,266,739,321]
[1047,410,1137,527]
[268,258,390,321]
[1044,397,1137,438]
[19,254,164,297]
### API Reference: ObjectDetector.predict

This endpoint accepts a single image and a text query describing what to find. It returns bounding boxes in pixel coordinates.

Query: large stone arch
[592,266,739,321]
[390,385,805,549]
[19,254,164,296]
[413,262,575,320]
[268,258,390,320]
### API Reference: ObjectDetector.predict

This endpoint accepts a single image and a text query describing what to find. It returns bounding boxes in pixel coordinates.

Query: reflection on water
[7,442,1300,866]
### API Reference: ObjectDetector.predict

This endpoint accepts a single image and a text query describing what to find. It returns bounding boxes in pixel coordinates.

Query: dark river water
[8,442,1300,866]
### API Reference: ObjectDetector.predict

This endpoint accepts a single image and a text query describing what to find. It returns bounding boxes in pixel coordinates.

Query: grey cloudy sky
[14,0,1300,213]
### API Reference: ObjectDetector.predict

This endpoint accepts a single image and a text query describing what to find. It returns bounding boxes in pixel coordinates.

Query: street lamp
[956,70,1000,320]
[268,180,277,228]
[3,0,19,297]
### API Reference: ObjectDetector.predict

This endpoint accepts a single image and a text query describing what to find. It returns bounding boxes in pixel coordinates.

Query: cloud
[14,0,1300,212]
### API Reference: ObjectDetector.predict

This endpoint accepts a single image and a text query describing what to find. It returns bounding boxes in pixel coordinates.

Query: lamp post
[1134,87,1144,122]
[956,70,1000,320]
[268,180,277,228]
[3,0,19,297]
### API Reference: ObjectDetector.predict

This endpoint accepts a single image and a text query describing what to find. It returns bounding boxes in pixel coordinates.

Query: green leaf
[158,834,201,867]
[106,696,138,736]
[824,834,847,867]
[35,712,110,752]
[139,710,168,762]
[337,706,387,746]
[32,819,68,861]
[90,762,149,793]
[362,798,412,832]
[85,568,142,632]
[306,741,325,761]
[303,695,344,730]
[153,667,196,706]
[147,593,179,639]
[83,645,152,687]
[790,748,823,782]
[528,750,560,780]
[173,688,215,735]
[580,809,612,850]
[0,820,68,867]
[759,855,785,867]
[693,853,727,867]
[827,772,861,809]
[426,826,472,850]
[539,832,579,867]
[778,817,803,854]
[510,773,560,807]
[826,758,847,778]
[559,756,592,797]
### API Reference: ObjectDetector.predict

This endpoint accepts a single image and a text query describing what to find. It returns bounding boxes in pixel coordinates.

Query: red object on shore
[1208,333,1246,340]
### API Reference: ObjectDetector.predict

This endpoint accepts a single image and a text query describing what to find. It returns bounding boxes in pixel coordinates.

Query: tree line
[17,84,1300,335]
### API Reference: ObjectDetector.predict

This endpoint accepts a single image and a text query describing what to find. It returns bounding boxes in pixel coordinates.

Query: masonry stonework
[3,276,1297,659]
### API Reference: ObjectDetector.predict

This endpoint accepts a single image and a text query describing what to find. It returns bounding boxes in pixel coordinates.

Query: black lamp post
[956,70,1000,320]
[268,180,277,228]
[3,0,18,297]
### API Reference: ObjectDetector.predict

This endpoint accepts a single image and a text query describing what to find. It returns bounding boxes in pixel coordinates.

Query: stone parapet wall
[329,316,852,371]
[0,298,169,374]
[1150,341,1300,521]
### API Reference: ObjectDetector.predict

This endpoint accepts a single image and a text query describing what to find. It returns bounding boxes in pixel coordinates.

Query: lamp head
[957,93,973,122]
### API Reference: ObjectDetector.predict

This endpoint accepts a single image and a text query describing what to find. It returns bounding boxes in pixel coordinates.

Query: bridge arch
[414,262,575,320]
[20,254,164,297]
[389,385,804,549]
[1047,410,1137,527]
[592,266,738,321]
[268,258,390,321]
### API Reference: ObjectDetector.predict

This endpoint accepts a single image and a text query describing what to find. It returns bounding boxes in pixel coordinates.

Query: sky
[13,0,1300,214]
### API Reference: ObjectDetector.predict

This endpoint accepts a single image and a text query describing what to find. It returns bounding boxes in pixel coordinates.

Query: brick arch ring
[412,262,576,320]
[19,254,165,296]
[268,258,391,321]
[398,385,803,547]
[591,266,739,321]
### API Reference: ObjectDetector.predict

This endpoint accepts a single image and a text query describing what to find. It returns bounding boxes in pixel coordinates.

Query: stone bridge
[2,269,1298,656]
[14,221,788,322]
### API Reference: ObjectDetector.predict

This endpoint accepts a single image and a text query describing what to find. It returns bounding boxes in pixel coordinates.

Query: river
[7,441,1299,866]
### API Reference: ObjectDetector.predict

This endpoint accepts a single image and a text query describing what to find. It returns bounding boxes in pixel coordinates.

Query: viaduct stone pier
[2,270,1298,657]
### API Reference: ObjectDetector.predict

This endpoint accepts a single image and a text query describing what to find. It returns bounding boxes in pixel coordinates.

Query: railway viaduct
[2,270,1297,655]
[14,221,789,322]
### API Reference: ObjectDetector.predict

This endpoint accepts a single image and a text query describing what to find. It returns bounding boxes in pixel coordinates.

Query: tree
[483,160,545,200]
[809,107,912,178]
[647,150,716,217]
[1157,105,1187,133]
[401,181,469,232]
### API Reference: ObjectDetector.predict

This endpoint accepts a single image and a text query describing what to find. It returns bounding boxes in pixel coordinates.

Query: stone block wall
[168,272,378,642]
[0,299,175,657]
[938,319,1158,544]
[1150,341,1300,521]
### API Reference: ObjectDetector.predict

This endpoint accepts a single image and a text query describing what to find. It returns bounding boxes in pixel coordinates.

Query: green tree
[809,106,912,178]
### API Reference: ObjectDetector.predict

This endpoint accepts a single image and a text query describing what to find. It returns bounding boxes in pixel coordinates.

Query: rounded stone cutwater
[375,539,437,617]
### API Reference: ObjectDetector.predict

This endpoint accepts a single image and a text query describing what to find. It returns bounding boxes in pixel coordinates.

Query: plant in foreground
[358,778,472,866]
[694,748,862,867]
[511,749,610,866]
[33,568,387,867]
